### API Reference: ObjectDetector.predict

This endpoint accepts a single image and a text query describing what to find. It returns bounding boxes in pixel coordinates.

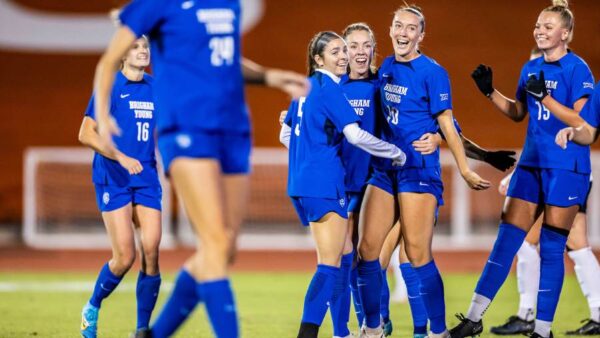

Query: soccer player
[280,31,406,338]
[357,5,490,338]
[450,1,594,337]
[91,1,310,337]
[78,36,162,338]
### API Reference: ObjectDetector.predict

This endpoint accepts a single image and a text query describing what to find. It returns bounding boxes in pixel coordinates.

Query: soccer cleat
[414,334,427,338]
[565,319,600,335]
[449,313,483,338]
[132,328,153,338]
[80,302,99,338]
[382,318,393,337]
[529,331,553,338]
[490,315,534,335]
[359,326,384,338]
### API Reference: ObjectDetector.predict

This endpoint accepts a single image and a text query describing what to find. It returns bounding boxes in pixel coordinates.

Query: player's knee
[358,238,380,260]
[404,243,431,267]
[112,250,136,274]
[201,230,230,256]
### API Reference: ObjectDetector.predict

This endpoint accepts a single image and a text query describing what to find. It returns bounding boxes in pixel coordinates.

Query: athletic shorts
[347,190,365,214]
[94,184,162,212]
[158,130,251,175]
[507,165,590,209]
[367,167,444,206]
[290,196,348,226]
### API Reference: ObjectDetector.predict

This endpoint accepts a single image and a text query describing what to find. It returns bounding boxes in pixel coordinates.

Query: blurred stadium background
[1,0,600,336]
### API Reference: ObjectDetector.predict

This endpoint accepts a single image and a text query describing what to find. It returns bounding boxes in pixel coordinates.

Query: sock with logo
[331,252,353,337]
[151,269,199,337]
[301,264,340,327]
[136,271,161,329]
[414,260,446,334]
[468,222,526,321]
[89,262,123,308]
[536,224,568,323]
[516,241,539,321]
[400,263,428,335]
[380,268,391,323]
[357,259,383,329]
[350,266,365,326]
[197,279,239,338]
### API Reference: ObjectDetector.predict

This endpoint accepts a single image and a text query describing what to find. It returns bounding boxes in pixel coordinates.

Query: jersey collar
[315,68,341,84]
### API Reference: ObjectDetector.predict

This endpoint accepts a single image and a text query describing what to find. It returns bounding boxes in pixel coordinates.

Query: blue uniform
[85,72,161,212]
[340,74,379,213]
[285,71,360,225]
[119,0,250,174]
[370,54,452,205]
[507,52,594,208]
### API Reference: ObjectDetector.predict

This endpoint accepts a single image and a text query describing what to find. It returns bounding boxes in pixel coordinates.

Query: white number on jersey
[209,36,234,66]
[137,122,149,142]
[386,105,399,125]
[294,97,306,137]
[535,101,550,121]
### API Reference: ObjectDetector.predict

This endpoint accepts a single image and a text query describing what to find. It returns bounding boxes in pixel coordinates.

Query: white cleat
[427,330,451,338]
[359,326,384,338]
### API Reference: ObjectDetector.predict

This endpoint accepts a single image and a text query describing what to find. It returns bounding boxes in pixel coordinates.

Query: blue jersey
[285,71,360,199]
[119,0,249,134]
[85,72,159,187]
[378,54,452,168]
[340,74,379,193]
[581,81,600,128]
[516,51,594,173]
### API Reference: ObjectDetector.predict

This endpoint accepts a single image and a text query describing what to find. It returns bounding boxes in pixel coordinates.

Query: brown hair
[306,31,344,76]
[543,0,574,43]
[342,22,378,73]
[394,3,425,33]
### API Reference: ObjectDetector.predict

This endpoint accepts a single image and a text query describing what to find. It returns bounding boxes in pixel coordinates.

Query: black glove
[483,150,517,171]
[526,70,548,101]
[471,64,494,97]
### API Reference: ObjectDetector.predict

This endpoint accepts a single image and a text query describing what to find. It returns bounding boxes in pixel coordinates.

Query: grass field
[0,272,589,337]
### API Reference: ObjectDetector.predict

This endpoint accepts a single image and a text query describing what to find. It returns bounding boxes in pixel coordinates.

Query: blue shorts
[367,167,444,206]
[94,184,162,212]
[347,190,365,214]
[290,196,348,226]
[507,165,590,208]
[158,130,251,175]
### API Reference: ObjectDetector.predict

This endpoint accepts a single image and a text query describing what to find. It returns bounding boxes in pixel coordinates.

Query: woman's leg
[330,215,355,338]
[398,239,428,337]
[222,174,249,264]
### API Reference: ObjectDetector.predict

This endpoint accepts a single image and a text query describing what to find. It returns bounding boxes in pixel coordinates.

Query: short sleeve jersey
[516,51,594,173]
[119,0,249,134]
[378,54,452,168]
[581,82,600,128]
[85,72,159,187]
[286,71,361,199]
[340,74,379,193]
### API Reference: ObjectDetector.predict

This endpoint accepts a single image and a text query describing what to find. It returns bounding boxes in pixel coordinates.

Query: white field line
[0,281,173,293]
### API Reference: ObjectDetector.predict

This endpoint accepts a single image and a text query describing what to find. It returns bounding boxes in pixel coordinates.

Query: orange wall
[1,0,599,222]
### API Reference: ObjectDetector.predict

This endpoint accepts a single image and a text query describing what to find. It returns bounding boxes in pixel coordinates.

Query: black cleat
[132,328,152,338]
[449,314,483,338]
[529,332,553,338]
[566,319,600,335]
[490,315,534,335]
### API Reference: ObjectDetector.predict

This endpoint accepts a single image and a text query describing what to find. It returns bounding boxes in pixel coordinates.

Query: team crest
[339,198,345,208]
[176,133,192,149]
[102,192,110,205]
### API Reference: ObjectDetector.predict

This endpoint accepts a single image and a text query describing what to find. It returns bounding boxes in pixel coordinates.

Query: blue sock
[89,263,123,308]
[151,269,199,338]
[136,272,161,329]
[474,222,526,300]
[414,260,446,334]
[536,224,568,322]
[301,264,339,326]
[331,252,353,337]
[400,263,428,335]
[380,269,390,322]
[198,279,239,338]
[357,259,382,329]
[350,266,365,327]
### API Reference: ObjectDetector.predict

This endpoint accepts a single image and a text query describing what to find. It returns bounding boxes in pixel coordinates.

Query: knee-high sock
[380,269,391,322]
[89,263,123,308]
[331,252,353,337]
[357,259,383,329]
[301,264,340,326]
[414,260,446,334]
[198,279,239,338]
[350,266,364,326]
[568,246,600,322]
[534,224,569,337]
[151,269,199,338]
[136,272,161,329]
[390,247,407,301]
[400,263,428,335]
[516,241,539,321]
[467,222,526,321]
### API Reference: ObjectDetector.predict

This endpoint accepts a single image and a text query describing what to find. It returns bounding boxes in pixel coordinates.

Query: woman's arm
[242,58,310,99]
[438,110,490,190]
[343,123,406,166]
[471,64,527,122]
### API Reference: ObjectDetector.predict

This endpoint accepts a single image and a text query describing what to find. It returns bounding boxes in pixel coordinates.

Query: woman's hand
[412,133,442,155]
[461,170,491,190]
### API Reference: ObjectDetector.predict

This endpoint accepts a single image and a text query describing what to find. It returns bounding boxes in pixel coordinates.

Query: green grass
[0,272,589,337]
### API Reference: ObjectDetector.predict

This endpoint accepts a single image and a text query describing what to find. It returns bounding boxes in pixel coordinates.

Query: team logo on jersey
[175,134,192,149]
[584,82,594,89]
[102,192,110,205]
[181,0,194,10]
[339,198,345,208]
[440,93,449,101]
